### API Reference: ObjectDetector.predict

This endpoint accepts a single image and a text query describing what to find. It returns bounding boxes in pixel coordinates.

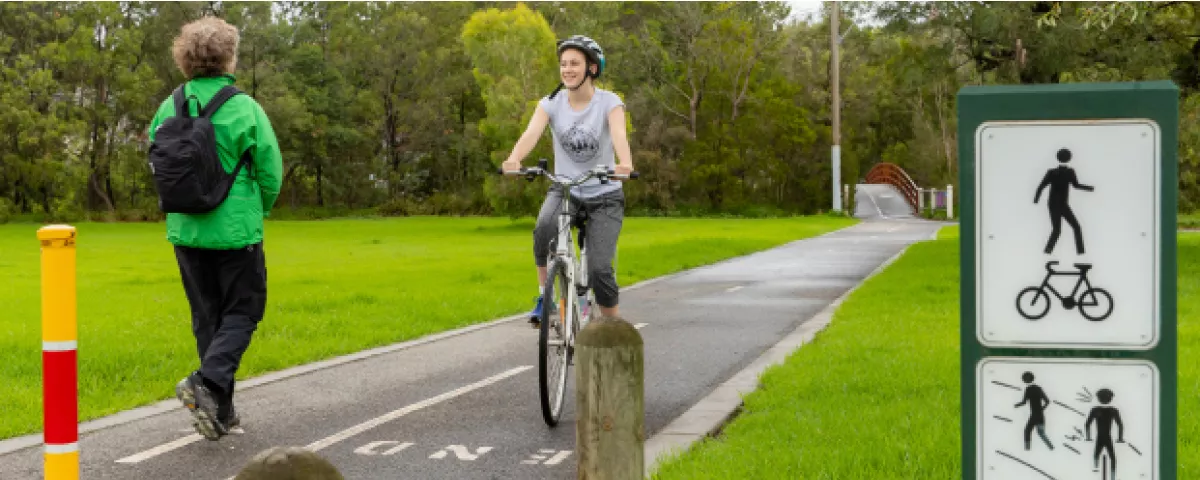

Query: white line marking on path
[634,323,648,329]
[354,441,413,456]
[429,445,493,461]
[174,427,243,434]
[118,366,530,467]
[305,366,530,452]
[863,188,885,218]
[725,285,744,293]
[116,435,201,464]
[544,450,573,465]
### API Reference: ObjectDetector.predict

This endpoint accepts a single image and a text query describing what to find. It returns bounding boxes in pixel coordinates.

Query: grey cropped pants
[533,185,625,308]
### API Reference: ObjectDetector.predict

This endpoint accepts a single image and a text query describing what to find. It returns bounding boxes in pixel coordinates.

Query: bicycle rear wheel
[1016,287,1051,320]
[539,260,572,427]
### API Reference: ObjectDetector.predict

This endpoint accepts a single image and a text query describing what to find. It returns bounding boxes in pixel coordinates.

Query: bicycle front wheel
[1079,288,1113,321]
[539,260,572,427]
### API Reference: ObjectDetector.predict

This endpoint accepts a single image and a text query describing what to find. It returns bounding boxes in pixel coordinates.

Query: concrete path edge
[641,225,943,478]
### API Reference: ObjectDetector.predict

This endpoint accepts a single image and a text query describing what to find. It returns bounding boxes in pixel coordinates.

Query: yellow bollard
[38,225,78,480]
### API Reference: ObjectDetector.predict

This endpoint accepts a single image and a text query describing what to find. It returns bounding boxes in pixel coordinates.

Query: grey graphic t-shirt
[539,88,625,199]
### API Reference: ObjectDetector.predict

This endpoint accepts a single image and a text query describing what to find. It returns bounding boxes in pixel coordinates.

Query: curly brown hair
[172,16,239,78]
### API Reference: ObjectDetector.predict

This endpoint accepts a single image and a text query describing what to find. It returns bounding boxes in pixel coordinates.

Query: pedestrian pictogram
[1086,389,1125,478]
[1035,148,1095,255]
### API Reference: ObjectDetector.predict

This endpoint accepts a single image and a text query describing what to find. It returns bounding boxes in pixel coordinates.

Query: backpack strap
[230,149,254,179]
[171,85,191,118]
[200,85,243,118]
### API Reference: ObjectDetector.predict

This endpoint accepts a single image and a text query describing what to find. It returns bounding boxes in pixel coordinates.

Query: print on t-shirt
[561,123,600,164]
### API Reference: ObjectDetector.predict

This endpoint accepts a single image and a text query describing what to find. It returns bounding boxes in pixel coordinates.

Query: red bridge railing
[863,163,919,214]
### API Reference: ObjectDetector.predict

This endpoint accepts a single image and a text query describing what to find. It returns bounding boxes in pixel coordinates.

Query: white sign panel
[977,357,1159,480]
[975,120,1160,349]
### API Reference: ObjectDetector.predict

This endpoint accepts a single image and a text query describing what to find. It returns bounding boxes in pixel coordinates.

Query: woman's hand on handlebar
[501,159,522,173]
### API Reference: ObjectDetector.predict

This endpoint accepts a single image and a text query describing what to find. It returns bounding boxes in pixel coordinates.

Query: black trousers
[174,243,267,405]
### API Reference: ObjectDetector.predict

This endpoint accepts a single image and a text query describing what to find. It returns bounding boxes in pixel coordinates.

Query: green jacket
[148,74,283,249]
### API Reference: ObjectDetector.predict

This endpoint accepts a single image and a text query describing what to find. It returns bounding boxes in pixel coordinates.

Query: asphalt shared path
[0,218,943,479]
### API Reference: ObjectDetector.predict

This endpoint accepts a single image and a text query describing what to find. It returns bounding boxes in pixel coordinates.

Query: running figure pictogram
[1014,371,1054,451]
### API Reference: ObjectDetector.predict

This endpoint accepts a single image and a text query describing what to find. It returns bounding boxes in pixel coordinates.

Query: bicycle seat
[1074,263,1092,271]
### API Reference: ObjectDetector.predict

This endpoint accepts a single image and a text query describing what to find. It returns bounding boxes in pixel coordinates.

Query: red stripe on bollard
[43,349,78,445]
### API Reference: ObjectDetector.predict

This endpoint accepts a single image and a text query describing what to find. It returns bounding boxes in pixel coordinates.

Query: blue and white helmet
[556,35,606,79]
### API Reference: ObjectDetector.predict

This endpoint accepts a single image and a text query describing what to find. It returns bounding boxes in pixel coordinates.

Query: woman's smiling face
[559,48,591,87]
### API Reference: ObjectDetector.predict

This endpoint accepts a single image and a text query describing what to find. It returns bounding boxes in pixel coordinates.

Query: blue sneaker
[529,296,544,328]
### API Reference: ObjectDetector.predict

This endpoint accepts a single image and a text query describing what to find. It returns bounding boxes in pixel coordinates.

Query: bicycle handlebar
[495,159,639,185]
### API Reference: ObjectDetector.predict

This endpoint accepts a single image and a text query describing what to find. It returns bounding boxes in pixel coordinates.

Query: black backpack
[148,84,252,214]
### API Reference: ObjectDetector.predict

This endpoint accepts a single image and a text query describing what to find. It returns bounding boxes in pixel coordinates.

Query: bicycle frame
[1038,267,1091,302]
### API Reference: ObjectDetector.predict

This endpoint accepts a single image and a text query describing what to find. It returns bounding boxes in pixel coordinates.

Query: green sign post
[958,81,1177,480]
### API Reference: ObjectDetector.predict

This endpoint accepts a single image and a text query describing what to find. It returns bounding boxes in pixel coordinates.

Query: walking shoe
[529,295,544,328]
[222,404,241,430]
[175,373,228,441]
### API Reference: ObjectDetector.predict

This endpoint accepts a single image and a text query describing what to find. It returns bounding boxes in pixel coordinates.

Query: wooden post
[576,316,644,480]
[947,184,954,219]
[234,446,345,480]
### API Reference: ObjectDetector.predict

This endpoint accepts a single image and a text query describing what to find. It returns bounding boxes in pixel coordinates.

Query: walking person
[1014,371,1055,451]
[1034,148,1094,255]
[147,16,283,440]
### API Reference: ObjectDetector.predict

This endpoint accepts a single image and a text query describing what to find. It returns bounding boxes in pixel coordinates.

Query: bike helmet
[548,35,606,100]
[556,35,605,80]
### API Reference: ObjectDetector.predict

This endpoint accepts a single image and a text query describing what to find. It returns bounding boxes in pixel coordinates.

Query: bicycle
[499,159,638,427]
[1015,261,1113,321]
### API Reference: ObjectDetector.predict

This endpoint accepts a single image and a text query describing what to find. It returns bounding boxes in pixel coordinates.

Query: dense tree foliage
[1,1,1197,221]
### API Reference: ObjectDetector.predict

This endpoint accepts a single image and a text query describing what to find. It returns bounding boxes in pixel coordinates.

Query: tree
[461,2,557,216]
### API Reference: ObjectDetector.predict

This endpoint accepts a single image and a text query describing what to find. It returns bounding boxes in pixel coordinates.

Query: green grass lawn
[1180,213,1200,229]
[0,215,855,440]
[649,226,1200,479]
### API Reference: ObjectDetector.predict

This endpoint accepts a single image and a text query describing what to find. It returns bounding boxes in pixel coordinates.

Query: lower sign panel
[977,357,1158,480]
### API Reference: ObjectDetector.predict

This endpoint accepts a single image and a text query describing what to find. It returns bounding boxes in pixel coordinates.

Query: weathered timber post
[576,316,644,480]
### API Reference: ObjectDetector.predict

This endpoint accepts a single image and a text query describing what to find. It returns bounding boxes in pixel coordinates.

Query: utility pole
[830,0,842,212]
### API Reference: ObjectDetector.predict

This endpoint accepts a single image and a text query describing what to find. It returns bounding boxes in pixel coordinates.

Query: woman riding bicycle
[500,34,634,328]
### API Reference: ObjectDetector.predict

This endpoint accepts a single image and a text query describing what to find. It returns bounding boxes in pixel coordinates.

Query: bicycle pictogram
[1016,261,1113,321]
